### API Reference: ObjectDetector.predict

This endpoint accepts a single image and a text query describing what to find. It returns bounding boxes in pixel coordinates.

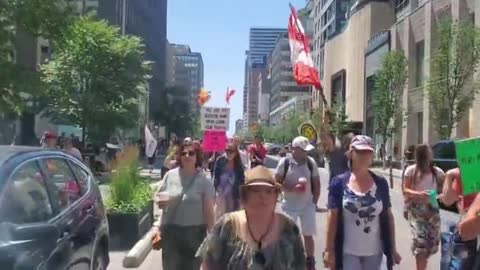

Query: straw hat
[241,166,282,190]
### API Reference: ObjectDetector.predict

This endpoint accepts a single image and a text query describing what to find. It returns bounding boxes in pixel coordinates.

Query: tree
[328,95,349,138]
[0,0,75,115]
[42,17,151,145]
[153,86,196,138]
[372,50,408,187]
[428,19,480,139]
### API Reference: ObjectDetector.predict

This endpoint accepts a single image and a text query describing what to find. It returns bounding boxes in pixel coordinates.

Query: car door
[38,157,91,270]
[0,159,58,270]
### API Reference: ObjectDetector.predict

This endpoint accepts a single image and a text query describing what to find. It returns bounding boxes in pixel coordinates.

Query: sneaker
[306,256,316,270]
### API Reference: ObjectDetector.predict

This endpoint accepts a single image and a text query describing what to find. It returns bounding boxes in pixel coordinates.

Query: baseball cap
[292,136,315,151]
[241,166,281,189]
[350,135,374,152]
[45,132,57,139]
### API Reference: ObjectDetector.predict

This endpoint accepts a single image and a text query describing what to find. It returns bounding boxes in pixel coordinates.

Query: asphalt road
[106,155,458,270]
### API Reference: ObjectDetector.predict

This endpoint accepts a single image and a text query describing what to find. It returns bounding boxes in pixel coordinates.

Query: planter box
[107,200,154,250]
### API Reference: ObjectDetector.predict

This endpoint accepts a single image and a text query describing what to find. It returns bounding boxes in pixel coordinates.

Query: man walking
[275,136,321,270]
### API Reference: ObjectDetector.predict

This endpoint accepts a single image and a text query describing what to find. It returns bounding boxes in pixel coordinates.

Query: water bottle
[429,190,439,208]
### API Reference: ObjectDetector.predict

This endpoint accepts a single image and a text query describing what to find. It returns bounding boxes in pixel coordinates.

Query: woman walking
[324,135,401,270]
[212,142,245,220]
[403,144,444,270]
[197,165,306,269]
[154,142,215,270]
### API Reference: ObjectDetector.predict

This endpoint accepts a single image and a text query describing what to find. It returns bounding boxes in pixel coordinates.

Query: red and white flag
[226,87,236,104]
[288,4,322,90]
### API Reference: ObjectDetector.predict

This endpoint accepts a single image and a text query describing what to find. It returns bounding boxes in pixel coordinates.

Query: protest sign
[455,137,480,195]
[202,130,227,152]
[201,107,230,130]
[298,121,318,144]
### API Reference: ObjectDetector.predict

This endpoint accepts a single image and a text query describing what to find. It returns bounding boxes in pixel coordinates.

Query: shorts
[281,202,316,236]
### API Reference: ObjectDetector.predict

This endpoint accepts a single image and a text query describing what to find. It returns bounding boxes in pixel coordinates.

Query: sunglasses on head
[181,151,196,156]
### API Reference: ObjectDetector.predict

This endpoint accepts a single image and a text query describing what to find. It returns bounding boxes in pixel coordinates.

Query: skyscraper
[172,44,204,113]
[244,28,286,129]
[98,0,168,118]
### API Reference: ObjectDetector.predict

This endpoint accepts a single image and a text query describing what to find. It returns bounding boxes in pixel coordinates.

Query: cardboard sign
[202,130,227,152]
[455,137,480,195]
[201,107,230,130]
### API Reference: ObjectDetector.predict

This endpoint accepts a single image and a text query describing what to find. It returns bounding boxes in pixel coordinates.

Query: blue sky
[167,0,306,135]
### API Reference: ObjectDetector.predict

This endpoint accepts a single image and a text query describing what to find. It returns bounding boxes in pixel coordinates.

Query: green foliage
[106,147,153,214]
[42,17,151,143]
[329,96,349,138]
[153,86,196,137]
[372,51,408,144]
[0,0,75,115]
[428,19,480,139]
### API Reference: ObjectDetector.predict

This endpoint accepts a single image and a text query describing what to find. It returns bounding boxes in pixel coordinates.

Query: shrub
[106,145,153,214]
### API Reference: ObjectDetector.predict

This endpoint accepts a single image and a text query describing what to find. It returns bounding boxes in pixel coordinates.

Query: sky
[167,0,306,136]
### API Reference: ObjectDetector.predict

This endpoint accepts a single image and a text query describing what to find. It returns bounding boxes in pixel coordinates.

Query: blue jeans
[343,253,383,270]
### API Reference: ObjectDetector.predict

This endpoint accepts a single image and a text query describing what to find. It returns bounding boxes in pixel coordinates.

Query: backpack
[282,157,315,192]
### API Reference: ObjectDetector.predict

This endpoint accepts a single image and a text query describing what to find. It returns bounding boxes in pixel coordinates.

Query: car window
[40,158,82,213]
[69,161,90,195]
[0,161,54,224]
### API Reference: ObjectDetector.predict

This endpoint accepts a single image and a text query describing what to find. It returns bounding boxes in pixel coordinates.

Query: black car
[432,140,457,173]
[0,146,109,270]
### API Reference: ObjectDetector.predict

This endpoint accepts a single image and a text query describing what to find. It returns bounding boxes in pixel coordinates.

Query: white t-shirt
[65,147,82,160]
[343,183,383,256]
[404,164,445,191]
[275,156,319,210]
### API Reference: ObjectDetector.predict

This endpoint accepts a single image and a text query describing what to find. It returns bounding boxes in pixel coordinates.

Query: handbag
[151,172,199,250]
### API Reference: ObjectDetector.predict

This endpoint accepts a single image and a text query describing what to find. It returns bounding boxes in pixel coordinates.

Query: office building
[269,96,311,127]
[98,0,168,118]
[257,70,271,125]
[244,28,286,129]
[171,44,204,113]
[235,119,243,135]
[269,32,311,112]
[389,0,480,155]
[311,0,350,109]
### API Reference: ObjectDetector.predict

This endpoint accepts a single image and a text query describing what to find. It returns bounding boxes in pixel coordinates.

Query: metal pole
[121,0,126,35]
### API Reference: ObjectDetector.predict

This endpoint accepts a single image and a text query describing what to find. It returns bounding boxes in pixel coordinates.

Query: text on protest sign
[201,107,230,130]
[455,137,480,195]
[202,130,227,152]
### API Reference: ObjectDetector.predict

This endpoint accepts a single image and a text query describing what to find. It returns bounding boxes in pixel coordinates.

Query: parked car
[265,143,282,155]
[0,146,110,270]
[432,140,457,173]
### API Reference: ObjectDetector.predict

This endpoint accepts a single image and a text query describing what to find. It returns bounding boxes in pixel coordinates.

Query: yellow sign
[299,122,318,143]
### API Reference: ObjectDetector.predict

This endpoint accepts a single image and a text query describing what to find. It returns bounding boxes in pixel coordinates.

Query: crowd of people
[149,132,480,270]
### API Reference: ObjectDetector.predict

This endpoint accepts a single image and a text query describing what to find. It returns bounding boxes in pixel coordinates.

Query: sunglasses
[181,151,196,156]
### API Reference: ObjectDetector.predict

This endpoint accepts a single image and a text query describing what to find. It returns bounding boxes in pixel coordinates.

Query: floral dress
[215,169,237,220]
[197,212,306,270]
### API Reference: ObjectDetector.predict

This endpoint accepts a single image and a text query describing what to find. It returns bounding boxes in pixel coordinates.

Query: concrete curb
[122,228,156,268]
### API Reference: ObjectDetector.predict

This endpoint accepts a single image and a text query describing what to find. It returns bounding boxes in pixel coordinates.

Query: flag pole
[289,2,329,110]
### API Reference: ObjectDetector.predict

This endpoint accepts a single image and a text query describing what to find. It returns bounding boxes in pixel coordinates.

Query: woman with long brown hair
[153,142,215,270]
[402,144,445,270]
[212,142,245,219]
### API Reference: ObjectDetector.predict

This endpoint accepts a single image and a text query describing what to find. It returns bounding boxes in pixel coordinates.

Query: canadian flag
[288,4,322,90]
[226,87,236,104]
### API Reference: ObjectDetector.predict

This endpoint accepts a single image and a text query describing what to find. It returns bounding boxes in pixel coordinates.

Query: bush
[106,145,153,214]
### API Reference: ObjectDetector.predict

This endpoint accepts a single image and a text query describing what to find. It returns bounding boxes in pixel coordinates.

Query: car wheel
[92,250,107,270]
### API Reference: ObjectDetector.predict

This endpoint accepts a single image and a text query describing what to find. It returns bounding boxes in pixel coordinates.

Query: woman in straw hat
[197,166,306,269]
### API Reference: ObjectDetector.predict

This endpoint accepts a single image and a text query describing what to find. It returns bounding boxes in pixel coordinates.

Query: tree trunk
[389,138,394,189]
[81,120,86,149]
[17,112,37,146]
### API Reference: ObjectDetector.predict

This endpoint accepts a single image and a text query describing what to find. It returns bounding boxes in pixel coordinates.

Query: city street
[106,155,459,270]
